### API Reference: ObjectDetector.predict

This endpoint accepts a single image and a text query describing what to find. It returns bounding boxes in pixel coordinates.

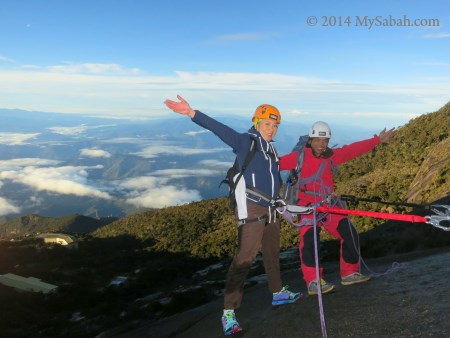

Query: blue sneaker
[272,285,302,306]
[221,311,242,336]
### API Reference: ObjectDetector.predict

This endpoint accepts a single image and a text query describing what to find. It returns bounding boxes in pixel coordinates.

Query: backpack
[220,137,257,208]
[283,135,309,205]
[283,135,338,206]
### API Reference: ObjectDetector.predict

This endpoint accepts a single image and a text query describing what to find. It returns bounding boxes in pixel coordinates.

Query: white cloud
[286,109,310,117]
[198,159,232,168]
[47,125,89,136]
[421,32,450,39]
[0,158,60,169]
[0,165,111,199]
[0,67,448,129]
[0,55,16,63]
[172,71,320,90]
[119,176,163,190]
[47,62,141,75]
[119,175,201,208]
[125,186,201,208]
[102,137,151,144]
[151,168,224,178]
[47,123,116,136]
[0,132,40,145]
[80,148,112,158]
[29,195,43,207]
[132,145,229,159]
[0,197,20,216]
[185,130,210,136]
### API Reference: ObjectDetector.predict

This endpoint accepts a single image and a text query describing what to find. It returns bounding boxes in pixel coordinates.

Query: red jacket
[280,136,380,205]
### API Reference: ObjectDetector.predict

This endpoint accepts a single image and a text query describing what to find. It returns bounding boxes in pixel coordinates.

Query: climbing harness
[234,186,286,226]
[237,214,267,226]
[245,186,285,209]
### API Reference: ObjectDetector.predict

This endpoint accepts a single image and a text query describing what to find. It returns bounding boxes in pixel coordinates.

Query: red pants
[299,212,361,286]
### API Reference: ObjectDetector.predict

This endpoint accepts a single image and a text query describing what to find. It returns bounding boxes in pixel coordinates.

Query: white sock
[223,309,234,316]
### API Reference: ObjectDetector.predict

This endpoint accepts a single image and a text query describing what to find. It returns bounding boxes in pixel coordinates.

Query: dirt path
[106,247,450,338]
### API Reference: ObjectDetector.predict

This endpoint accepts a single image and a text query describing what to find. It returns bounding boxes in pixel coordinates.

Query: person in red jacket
[281,121,396,295]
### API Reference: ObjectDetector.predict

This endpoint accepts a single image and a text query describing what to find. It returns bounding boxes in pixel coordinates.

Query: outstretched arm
[378,127,397,143]
[164,95,196,118]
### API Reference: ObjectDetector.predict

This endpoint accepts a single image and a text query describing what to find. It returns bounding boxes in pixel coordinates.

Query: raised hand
[378,127,397,143]
[164,95,196,118]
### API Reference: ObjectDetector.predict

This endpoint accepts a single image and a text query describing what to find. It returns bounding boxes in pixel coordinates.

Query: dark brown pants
[224,203,283,309]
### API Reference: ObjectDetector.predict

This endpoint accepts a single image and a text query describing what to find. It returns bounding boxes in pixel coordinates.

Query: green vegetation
[335,102,450,231]
[92,198,299,259]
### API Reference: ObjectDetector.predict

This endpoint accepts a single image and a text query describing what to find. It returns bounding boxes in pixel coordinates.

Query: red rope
[315,206,428,223]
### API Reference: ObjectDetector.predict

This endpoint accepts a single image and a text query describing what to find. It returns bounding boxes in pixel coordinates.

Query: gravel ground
[105,246,450,338]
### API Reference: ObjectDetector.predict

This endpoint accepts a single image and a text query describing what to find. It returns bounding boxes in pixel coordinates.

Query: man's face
[310,137,329,157]
[257,119,279,142]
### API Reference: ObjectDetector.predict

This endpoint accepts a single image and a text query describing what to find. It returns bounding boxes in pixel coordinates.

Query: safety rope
[280,202,450,232]
[312,206,328,338]
[314,205,450,231]
[315,206,427,222]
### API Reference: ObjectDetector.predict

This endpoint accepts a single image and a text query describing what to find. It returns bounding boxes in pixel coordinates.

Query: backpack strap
[232,137,257,188]
[283,135,309,204]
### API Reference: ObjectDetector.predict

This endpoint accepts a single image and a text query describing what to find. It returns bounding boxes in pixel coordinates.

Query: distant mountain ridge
[0,213,117,238]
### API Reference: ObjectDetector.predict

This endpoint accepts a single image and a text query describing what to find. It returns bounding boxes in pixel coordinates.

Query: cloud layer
[0,159,111,201]
[0,132,40,145]
[80,148,112,158]
[118,176,202,209]
[1,66,448,129]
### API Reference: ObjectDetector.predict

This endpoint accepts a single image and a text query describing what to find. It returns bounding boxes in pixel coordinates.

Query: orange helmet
[252,104,281,124]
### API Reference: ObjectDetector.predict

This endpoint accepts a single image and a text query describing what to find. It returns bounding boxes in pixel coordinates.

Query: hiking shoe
[272,285,302,306]
[341,272,371,286]
[307,279,335,295]
[221,311,242,336]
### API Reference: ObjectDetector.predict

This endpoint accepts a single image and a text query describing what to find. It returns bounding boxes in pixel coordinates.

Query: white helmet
[309,121,331,139]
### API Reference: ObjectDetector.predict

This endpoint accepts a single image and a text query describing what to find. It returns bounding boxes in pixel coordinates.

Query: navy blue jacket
[192,110,281,208]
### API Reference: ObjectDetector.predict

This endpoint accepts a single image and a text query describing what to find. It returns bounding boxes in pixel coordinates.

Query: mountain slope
[334,101,450,215]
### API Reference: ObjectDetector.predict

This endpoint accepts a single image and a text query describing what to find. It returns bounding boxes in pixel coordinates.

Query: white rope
[313,206,328,338]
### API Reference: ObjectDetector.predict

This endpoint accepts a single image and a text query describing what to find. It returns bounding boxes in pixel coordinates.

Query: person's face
[257,119,279,142]
[310,137,329,157]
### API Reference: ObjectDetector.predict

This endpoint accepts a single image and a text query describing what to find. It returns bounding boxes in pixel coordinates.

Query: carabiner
[425,205,450,231]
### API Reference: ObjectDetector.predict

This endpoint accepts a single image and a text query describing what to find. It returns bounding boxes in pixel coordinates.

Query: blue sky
[1,0,449,130]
